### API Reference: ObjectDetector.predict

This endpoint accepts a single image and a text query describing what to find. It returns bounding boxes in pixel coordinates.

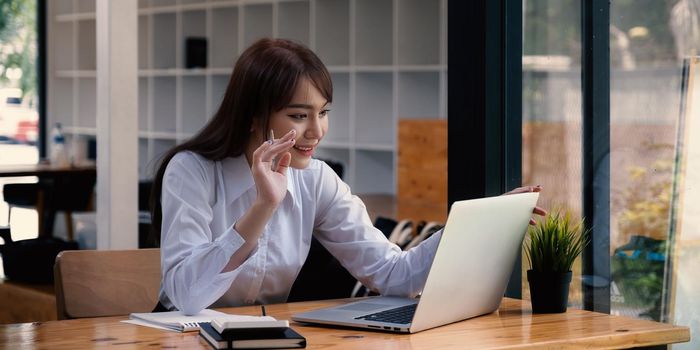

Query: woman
[152,38,543,315]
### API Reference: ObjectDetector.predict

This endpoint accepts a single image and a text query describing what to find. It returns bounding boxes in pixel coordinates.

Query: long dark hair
[150,38,333,244]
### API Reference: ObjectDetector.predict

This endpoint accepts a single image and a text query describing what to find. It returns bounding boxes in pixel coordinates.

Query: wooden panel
[55,249,160,319]
[0,279,56,324]
[398,119,448,223]
[0,298,690,349]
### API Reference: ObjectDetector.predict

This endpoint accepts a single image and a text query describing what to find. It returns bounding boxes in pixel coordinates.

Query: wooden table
[0,298,689,349]
[0,278,56,324]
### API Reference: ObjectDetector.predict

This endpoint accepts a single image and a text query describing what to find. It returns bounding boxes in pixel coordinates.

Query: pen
[268,130,277,170]
[261,305,267,316]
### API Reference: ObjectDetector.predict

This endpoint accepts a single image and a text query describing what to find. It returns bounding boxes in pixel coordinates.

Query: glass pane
[610,1,700,347]
[522,0,583,307]
[0,0,39,244]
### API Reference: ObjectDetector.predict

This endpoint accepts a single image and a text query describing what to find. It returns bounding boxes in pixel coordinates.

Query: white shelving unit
[47,0,447,195]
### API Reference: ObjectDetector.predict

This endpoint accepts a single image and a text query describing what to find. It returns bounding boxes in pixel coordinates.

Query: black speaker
[185,37,207,69]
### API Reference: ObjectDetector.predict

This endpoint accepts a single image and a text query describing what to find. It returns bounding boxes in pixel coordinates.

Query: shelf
[77,19,96,70]
[355,73,394,147]
[77,78,96,129]
[53,0,74,16]
[181,76,207,134]
[398,0,440,65]
[153,77,177,133]
[55,12,96,22]
[139,15,150,70]
[314,148,350,181]
[145,131,179,140]
[64,127,97,136]
[277,1,310,46]
[210,6,239,68]
[210,75,230,116]
[182,10,206,69]
[139,78,149,132]
[355,0,392,66]
[354,144,395,152]
[323,73,350,144]
[398,72,440,119]
[76,0,95,13]
[318,141,351,150]
[52,22,74,71]
[153,139,177,166]
[52,78,73,128]
[315,0,349,66]
[138,138,150,179]
[354,150,394,194]
[48,0,446,195]
[243,4,273,47]
[152,13,177,69]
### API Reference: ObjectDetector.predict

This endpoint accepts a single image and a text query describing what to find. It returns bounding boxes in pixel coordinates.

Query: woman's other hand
[504,185,547,225]
[251,129,296,207]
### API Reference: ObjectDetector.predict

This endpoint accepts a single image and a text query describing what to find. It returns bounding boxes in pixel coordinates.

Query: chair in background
[2,169,96,239]
[3,181,46,235]
[138,180,157,248]
[53,248,160,319]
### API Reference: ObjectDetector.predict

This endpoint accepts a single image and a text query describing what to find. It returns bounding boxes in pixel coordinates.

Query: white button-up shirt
[159,151,442,315]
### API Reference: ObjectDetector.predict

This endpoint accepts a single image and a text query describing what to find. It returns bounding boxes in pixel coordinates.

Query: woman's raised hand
[251,129,296,207]
[504,185,547,225]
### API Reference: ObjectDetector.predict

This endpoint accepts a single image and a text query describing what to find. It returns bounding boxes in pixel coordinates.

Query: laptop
[292,192,540,333]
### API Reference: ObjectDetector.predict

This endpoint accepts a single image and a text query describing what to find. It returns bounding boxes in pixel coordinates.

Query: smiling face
[249,77,330,169]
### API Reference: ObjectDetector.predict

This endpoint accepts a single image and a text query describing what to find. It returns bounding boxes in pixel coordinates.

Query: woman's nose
[305,117,323,139]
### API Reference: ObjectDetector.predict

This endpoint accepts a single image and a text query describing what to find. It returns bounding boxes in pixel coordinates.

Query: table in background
[0,163,96,237]
[0,298,689,349]
[0,163,95,178]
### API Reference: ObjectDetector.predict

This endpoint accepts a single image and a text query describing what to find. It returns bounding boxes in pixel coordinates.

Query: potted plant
[525,210,590,313]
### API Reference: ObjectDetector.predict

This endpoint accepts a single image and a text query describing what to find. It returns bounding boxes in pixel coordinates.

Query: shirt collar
[223,155,296,203]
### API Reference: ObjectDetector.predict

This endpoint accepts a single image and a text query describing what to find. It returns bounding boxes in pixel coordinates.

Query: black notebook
[199,322,306,349]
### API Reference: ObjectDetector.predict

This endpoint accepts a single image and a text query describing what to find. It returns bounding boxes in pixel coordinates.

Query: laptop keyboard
[354,303,417,324]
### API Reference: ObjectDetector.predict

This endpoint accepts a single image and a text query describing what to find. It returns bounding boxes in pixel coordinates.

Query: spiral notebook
[128,309,231,332]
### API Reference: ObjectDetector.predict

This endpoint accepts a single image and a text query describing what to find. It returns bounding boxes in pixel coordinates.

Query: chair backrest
[54,248,160,320]
[48,170,97,211]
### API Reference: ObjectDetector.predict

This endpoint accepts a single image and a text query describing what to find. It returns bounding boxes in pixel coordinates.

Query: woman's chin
[289,157,311,169]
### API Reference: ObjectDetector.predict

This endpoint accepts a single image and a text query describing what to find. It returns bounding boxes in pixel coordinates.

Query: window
[610,2,699,348]
[521,0,584,307]
[0,0,40,239]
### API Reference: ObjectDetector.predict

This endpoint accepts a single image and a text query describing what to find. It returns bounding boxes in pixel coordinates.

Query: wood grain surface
[0,298,689,349]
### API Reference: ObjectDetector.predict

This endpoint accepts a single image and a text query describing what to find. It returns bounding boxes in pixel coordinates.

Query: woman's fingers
[506,185,542,195]
[274,152,292,174]
[251,130,296,169]
[262,130,296,162]
[263,138,295,162]
[252,139,272,165]
[532,206,547,216]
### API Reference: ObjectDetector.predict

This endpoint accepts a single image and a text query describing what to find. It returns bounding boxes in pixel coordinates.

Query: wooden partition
[397,119,448,223]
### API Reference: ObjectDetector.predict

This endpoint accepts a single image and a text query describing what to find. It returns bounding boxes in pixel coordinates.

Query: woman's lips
[293,145,315,157]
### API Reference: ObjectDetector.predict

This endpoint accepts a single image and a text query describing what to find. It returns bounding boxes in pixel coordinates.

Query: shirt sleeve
[160,153,256,315]
[313,162,443,297]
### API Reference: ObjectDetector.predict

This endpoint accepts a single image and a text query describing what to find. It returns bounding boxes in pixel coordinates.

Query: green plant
[525,210,590,273]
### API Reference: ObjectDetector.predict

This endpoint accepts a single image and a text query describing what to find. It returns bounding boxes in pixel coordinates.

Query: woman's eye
[288,114,307,119]
[319,109,330,117]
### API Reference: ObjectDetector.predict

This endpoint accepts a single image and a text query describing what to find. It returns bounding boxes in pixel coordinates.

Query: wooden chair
[53,249,161,320]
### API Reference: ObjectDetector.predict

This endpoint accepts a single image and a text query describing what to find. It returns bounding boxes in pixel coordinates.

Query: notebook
[128,310,279,333]
[129,309,231,332]
[292,192,540,333]
[199,322,306,349]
